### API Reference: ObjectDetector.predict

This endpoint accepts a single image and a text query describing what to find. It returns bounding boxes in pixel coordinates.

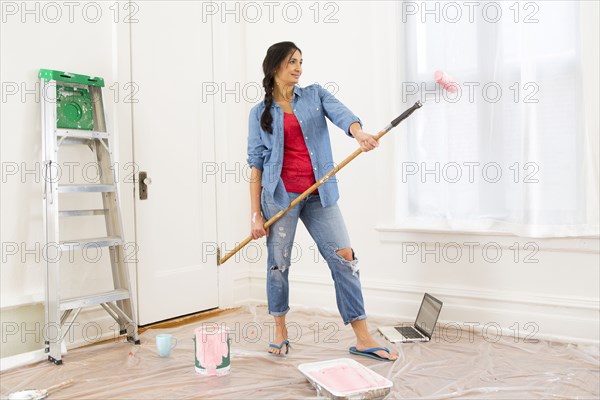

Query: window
[396,1,597,237]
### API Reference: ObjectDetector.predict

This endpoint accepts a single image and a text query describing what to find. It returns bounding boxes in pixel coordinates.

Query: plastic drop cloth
[1,304,598,399]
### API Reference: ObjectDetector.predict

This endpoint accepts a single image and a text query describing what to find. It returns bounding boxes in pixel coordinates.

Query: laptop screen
[414,294,443,338]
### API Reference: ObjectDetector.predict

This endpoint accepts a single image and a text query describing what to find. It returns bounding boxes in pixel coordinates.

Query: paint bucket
[193,324,231,376]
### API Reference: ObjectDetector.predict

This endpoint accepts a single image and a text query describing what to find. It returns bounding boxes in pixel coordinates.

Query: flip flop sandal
[349,346,395,362]
[269,339,290,356]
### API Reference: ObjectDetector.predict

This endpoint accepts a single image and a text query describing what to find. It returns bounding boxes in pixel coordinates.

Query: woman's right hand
[251,211,269,239]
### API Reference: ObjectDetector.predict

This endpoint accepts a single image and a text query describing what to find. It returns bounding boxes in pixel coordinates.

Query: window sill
[375,225,600,254]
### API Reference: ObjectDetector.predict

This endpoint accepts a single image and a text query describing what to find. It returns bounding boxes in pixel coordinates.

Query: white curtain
[397,0,599,237]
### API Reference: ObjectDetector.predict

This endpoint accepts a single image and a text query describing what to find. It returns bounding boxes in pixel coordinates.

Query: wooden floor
[1,304,598,399]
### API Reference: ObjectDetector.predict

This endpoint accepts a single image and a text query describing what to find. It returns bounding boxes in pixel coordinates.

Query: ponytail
[260,74,275,133]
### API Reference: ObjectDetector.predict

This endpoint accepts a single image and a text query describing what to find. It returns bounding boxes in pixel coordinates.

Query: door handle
[139,171,152,200]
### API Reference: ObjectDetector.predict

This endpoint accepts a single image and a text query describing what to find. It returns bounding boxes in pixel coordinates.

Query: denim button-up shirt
[247,84,362,211]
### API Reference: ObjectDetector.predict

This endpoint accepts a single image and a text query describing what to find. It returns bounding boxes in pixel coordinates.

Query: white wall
[211,13,252,308]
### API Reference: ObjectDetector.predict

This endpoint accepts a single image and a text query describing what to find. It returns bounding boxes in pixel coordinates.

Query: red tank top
[281,112,318,194]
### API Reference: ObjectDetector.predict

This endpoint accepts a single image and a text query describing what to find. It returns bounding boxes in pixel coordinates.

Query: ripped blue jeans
[261,190,367,325]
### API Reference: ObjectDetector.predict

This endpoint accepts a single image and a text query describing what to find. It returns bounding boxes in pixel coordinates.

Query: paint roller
[434,70,459,93]
[218,71,457,266]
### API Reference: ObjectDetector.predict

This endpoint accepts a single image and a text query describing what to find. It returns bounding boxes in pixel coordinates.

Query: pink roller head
[434,70,458,93]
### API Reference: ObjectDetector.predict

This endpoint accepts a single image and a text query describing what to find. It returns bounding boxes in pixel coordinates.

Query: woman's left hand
[353,130,380,152]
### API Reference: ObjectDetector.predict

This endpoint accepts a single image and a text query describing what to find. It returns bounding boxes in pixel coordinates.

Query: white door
[131,2,218,325]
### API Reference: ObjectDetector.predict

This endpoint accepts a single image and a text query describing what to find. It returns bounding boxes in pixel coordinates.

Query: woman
[247,41,397,362]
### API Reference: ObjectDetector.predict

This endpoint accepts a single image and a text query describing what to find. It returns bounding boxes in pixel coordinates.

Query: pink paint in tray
[298,358,393,399]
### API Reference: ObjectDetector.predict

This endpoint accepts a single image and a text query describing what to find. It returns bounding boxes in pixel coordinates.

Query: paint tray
[298,358,393,400]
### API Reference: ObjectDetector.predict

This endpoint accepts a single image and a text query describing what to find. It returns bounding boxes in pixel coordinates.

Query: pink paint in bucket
[193,324,230,376]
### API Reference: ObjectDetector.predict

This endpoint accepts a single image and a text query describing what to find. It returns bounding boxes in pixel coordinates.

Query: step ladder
[39,69,139,365]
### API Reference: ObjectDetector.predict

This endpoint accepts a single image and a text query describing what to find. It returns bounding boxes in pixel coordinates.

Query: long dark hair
[260,41,301,134]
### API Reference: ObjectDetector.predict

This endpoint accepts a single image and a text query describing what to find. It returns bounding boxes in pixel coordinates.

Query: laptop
[378,293,443,343]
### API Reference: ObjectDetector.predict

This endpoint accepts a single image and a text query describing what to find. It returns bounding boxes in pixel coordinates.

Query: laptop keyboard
[395,326,424,339]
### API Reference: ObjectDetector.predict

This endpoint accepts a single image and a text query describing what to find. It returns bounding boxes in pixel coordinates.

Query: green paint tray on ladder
[56,85,94,130]
[38,69,105,130]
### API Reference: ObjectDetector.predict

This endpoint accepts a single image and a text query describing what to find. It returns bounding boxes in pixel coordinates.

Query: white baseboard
[0,341,65,372]
[246,269,600,344]
[1,306,129,372]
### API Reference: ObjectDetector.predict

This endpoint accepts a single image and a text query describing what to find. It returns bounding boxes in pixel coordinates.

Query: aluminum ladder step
[59,236,123,251]
[60,289,130,311]
[58,184,115,193]
[59,209,107,217]
[56,129,109,140]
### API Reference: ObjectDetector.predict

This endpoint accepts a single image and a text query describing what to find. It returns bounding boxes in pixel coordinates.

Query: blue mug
[156,334,177,357]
